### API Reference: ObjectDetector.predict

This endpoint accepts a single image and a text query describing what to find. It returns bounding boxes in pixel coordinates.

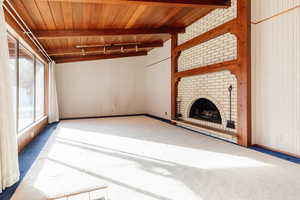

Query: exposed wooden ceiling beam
[38,0,231,8]
[34,28,185,40]
[47,41,163,56]
[54,51,148,64]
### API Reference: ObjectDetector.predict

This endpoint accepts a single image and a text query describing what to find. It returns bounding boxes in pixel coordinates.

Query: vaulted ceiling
[5,0,231,63]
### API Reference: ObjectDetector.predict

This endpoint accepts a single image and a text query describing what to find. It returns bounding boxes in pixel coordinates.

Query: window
[18,44,35,131]
[35,59,45,120]
[7,32,46,133]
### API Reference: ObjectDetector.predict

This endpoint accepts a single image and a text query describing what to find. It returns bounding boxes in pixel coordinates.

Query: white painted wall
[144,40,171,120]
[55,41,171,120]
[55,56,146,119]
[252,0,300,155]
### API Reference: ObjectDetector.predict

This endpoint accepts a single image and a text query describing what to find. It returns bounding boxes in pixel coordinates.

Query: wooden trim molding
[17,116,48,152]
[170,0,251,147]
[235,0,251,147]
[171,33,179,120]
[253,144,300,159]
[174,60,239,78]
[174,19,237,54]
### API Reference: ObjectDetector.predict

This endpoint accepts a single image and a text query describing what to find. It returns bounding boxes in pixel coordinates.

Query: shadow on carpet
[0,123,58,200]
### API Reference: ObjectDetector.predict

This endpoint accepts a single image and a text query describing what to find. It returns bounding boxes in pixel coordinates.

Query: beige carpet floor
[12,116,300,200]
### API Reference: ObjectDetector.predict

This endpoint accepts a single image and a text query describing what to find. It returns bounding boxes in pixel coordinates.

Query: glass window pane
[18,45,35,131]
[7,34,17,117]
[35,59,44,120]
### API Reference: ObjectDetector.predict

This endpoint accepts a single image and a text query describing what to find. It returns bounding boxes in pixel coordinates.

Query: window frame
[18,42,36,131]
[35,58,45,121]
[7,32,47,133]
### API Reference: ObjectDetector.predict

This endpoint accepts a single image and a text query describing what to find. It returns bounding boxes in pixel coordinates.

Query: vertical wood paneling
[252,2,300,155]
[252,0,300,22]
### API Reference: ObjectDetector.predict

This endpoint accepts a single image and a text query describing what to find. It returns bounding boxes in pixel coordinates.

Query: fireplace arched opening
[189,98,222,124]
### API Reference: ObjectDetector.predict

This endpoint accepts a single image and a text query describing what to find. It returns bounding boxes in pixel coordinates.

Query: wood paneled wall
[252,0,300,156]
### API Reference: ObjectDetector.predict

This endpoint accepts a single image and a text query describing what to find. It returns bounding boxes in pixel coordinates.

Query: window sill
[18,115,48,139]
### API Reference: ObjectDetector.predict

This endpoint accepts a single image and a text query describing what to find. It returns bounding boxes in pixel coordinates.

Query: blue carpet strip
[249,146,300,165]
[0,123,58,200]
[1,115,300,199]
[145,115,300,165]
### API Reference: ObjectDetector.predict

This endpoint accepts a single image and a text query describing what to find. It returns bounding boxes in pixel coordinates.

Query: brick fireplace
[176,71,238,142]
[172,0,240,143]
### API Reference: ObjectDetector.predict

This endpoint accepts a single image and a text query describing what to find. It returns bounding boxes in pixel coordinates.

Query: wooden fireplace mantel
[171,0,251,147]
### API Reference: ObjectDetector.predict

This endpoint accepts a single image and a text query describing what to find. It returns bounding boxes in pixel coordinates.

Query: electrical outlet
[165,112,168,115]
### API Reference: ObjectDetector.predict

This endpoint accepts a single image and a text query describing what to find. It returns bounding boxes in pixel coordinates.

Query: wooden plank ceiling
[7,0,230,63]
